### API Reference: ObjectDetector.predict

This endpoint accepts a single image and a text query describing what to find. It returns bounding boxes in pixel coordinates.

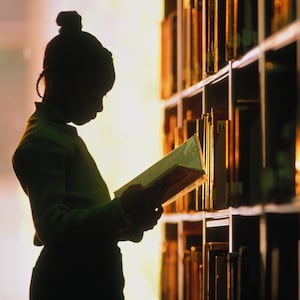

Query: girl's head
[37,11,115,125]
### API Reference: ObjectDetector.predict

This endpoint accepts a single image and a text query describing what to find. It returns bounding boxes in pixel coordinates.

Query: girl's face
[45,62,115,125]
[66,84,109,125]
[67,67,115,125]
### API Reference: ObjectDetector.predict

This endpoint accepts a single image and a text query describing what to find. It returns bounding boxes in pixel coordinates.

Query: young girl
[12,11,164,300]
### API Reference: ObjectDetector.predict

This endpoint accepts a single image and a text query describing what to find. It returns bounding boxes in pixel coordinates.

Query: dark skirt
[29,241,125,300]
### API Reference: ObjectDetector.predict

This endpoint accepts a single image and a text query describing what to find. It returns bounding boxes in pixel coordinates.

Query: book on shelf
[190,246,202,300]
[204,0,231,76]
[182,0,203,88]
[215,253,227,299]
[163,113,177,155]
[212,115,229,210]
[182,0,194,88]
[271,0,296,34]
[192,0,203,84]
[228,249,247,300]
[184,245,202,300]
[182,116,205,211]
[114,134,207,207]
[164,0,177,18]
[161,11,177,99]
[213,0,227,72]
[204,0,258,73]
[264,58,296,203]
[182,222,202,300]
[167,122,184,213]
[225,0,234,61]
[184,249,192,300]
[202,112,214,209]
[204,242,229,300]
[270,244,299,299]
[225,0,258,60]
[229,100,262,207]
[227,245,261,300]
[201,109,229,210]
[237,246,250,300]
[227,252,239,300]
[161,240,178,300]
[205,0,215,75]
[161,222,178,300]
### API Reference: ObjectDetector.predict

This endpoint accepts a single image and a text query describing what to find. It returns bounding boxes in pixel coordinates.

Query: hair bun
[56,11,82,35]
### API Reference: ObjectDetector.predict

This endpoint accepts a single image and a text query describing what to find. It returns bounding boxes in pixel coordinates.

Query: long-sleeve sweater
[12,101,142,299]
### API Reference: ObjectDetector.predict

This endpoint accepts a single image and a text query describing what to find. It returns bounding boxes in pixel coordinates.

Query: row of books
[161,0,297,99]
[161,239,178,300]
[160,237,260,300]
[161,223,203,300]
[162,100,264,212]
[161,223,178,300]
[160,0,258,98]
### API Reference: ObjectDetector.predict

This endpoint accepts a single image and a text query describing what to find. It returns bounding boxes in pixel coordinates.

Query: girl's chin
[73,115,97,125]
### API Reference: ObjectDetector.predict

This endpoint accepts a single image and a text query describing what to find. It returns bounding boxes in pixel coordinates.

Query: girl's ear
[36,71,45,98]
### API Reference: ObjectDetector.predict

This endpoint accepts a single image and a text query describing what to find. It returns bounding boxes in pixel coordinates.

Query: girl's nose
[97,99,103,112]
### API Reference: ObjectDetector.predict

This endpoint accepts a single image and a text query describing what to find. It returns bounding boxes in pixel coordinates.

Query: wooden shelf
[159,1,299,299]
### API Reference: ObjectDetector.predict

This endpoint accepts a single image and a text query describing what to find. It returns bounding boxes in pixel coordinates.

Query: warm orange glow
[0,1,164,299]
[295,126,300,197]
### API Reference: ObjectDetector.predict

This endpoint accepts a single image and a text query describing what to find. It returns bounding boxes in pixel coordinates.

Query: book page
[114,134,207,204]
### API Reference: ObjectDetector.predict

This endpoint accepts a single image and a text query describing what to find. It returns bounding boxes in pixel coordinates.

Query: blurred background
[0,1,164,299]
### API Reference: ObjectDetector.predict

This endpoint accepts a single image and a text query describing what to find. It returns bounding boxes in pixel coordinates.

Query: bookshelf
[159,0,300,299]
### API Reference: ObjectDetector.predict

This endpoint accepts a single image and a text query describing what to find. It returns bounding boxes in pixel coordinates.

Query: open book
[114,134,207,206]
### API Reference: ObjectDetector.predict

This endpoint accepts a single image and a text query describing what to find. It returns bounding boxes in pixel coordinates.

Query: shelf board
[264,200,300,214]
[202,66,229,86]
[206,218,229,228]
[230,205,264,216]
[161,211,204,223]
[204,208,230,219]
[260,20,300,53]
[181,81,204,98]
[161,92,181,108]
[161,201,300,224]
[232,47,260,69]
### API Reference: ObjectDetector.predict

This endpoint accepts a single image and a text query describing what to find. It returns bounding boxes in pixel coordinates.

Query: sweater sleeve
[12,141,135,245]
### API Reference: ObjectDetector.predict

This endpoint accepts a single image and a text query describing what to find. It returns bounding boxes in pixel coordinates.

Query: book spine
[271,0,296,34]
